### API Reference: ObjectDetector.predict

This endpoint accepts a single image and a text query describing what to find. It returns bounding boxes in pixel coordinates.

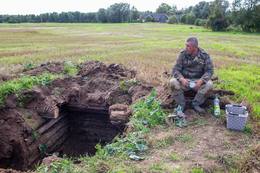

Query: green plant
[119,79,138,92]
[191,167,204,173]
[104,132,148,157]
[132,89,167,129]
[36,158,78,173]
[169,152,182,161]
[155,136,174,149]
[149,163,165,173]
[175,134,193,143]
[23,62,35,71]
[32,131,39,141]
[92,90,165,159]
[63,61,78,76]
[243,123,253,135]
[0,73,59,106]
[38,144,48,156]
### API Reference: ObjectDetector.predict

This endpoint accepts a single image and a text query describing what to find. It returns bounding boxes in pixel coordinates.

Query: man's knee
[169,77,181,90]
[198,80,213,94]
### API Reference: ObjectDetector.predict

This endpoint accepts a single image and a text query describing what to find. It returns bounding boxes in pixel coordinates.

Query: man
[170,37,214,113]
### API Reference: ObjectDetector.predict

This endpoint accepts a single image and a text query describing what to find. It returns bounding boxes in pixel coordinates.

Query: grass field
[0,23,260,173]
[0,23,259,118]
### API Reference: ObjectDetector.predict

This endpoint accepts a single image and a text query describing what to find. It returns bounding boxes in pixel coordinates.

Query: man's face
[185,41,196,55]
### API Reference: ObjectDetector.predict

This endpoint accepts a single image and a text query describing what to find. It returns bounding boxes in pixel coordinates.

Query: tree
[168,5,177,15]
[96,8,107,22]
[130,6,140,22]
[107,3,131,23]
[168,15,178,24]
[192,1,210,19]
[207,0,230,31]
[231,0,260,32]
[156,3,172,14]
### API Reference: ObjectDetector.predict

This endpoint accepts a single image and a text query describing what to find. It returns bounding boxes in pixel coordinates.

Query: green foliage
[243,123,253,135]
[119,79,138,92]
[38,144,48,156]
[104,132,148,157]
[168,16,178,24]
[154,136,174,148]
[181,13,196,24]
[231,0,260,32]
[63,61,78,76]
[156,3,172,14]
[191,167,204,173]
[175,134,193,143]
[207,0,230,31]
[132,89,167,128]
[145,15,155,22]
[32,131,39,141]
[90,90,166,159]
[168,152,182,161]
[36,158,78,173]
[23,62,36,71]
[194,19,207,26]
[0,73,59,106]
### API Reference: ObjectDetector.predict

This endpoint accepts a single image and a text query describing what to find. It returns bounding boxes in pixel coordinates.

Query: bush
[145,16,154,22]
[168,16,178,24]
[207,17,229,31]
[226,25,243,32]
[194,18,207,26]
[185,13,196,24]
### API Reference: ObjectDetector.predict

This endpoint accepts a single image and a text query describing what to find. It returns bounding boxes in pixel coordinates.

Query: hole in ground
[0,105,125,171]
[59,105,125,157]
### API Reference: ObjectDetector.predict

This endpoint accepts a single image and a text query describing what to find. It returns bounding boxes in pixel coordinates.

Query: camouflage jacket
[172,48,214,82]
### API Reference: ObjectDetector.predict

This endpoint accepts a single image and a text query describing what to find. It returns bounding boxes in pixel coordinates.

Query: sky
[0,0,232,15]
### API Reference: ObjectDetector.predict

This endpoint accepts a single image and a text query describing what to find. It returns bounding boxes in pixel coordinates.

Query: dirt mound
[0,61,153,171]
[23,62,64,76]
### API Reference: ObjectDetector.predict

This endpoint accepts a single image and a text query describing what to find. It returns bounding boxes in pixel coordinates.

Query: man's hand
[194,79,204,91]
[180,78,189,87]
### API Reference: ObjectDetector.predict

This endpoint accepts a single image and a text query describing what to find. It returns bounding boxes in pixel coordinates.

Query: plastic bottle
[214,95,220,117]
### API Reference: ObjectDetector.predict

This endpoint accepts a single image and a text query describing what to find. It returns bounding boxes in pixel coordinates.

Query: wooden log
[28,124,68,165]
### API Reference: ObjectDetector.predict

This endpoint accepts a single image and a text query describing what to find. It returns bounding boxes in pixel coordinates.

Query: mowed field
[0,23,259,117]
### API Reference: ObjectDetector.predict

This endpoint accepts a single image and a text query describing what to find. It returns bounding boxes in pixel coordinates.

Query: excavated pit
[0,108,124,171]
[0,61,154,171]
[59,106,124,157]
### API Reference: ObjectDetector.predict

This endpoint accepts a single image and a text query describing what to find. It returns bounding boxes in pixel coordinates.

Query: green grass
[217,65,260,119]
[168,152,182,161]
[0,73,60,106]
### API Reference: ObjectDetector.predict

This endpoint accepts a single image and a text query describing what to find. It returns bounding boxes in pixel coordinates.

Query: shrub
[168,16,178,24]
[194,18,207,26]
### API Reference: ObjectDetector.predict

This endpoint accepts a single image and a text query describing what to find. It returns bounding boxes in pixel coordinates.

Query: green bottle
[214,95,220,117]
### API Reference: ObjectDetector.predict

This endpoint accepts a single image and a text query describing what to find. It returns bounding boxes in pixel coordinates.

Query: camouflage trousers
[169,77,213,95]
[169,77,213,107]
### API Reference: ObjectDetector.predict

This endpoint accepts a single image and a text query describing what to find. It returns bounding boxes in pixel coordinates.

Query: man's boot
[173,90,186,111]
[192,93,206,114]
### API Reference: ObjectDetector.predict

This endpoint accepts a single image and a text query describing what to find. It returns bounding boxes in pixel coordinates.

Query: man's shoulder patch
[180,49,186,53]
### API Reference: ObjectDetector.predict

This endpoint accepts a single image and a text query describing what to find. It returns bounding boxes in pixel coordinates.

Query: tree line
[0,0,259,32]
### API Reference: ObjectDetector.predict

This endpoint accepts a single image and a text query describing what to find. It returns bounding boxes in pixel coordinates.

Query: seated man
[170,37,214,113]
